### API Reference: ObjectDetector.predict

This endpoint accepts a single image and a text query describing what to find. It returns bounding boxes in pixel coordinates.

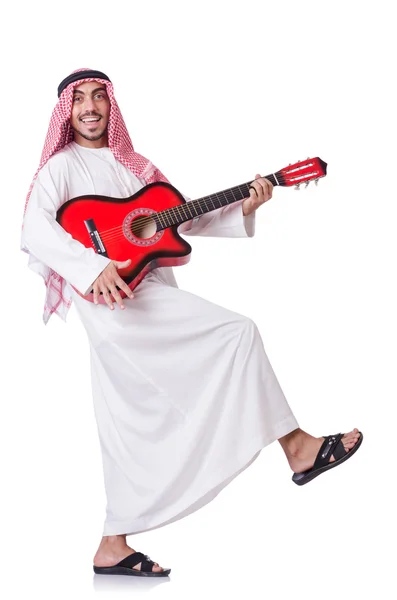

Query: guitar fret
[221,191,229,205]
[152,214,161,230]
[235,185,243,196]
[178,205,187,222]
[157,212,167,229]
[213,193,222,209]
[168,206,178,222]
[177,204,188,224]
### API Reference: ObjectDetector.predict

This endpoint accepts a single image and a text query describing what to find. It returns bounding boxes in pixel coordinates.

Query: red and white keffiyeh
[22,68,169,324]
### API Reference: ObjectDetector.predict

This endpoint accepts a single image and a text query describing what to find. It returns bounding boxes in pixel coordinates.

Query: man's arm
[178,200,255,238]
[22,162,111,296]
[177,175,272,239]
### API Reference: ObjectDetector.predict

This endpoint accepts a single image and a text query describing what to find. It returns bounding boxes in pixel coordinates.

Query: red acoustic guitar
[56,157,327,303]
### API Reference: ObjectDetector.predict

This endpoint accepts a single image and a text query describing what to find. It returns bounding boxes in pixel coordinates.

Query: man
[22,68,362,578]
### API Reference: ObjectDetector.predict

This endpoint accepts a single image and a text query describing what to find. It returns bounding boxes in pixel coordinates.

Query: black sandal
[93,551,171,577]
[292,431,363,486]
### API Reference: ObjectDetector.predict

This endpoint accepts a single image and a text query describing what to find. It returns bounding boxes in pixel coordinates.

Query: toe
[342,429,361,451]
[153,565,164,572]
[133,561,164,573]
[332,429,361,459]
[343,429,360,443]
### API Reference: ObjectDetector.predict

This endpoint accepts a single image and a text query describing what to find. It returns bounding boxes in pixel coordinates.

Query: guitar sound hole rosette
[123,208,164,246]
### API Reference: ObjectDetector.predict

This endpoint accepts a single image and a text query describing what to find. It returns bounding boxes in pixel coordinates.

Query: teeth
[82,118,100,123]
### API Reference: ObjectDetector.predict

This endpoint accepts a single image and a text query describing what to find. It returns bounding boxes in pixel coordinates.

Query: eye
[73,96,82,103]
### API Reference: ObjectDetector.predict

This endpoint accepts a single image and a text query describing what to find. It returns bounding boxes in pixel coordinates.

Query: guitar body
[57,182,192,303]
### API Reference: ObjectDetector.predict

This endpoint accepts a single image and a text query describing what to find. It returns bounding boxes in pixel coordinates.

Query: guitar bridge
[84,219,109,257]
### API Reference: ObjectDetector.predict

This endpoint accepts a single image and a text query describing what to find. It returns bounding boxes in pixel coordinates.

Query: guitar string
[85,170,318,243]
[97,199,236,240]
[93,165,316,240]
[97,180,295,243]
[77,166,320,252]
[94,189,254,239]
[85,175,276,239]
[94,175,289,240]
[96,183,274,246]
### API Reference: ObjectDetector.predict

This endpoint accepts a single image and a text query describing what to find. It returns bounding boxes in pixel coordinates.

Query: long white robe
[23,142,299,536]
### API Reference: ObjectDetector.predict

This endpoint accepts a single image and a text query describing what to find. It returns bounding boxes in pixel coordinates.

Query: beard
[72,125,107,142]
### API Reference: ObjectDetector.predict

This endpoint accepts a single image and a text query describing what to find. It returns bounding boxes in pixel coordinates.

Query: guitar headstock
[276,157,327,188]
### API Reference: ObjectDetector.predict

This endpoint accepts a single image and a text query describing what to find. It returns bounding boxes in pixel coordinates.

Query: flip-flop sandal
[292,431,363,486]
[93,551,171,577]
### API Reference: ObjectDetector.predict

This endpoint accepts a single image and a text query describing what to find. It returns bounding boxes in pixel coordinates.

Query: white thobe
[23,142,299,536]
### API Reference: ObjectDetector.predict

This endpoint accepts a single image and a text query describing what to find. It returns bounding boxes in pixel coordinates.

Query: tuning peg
[315,178,319,186]
[295,184,301,190]
[305,181,310,187]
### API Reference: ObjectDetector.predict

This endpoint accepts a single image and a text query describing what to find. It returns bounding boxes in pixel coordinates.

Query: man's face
[70,81,110,146]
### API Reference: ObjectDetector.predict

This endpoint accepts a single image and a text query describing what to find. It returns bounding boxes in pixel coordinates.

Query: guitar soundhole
[123,208,164,247]
[130,215,156,239]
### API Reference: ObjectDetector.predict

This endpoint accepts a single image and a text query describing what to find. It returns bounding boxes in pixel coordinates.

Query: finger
[249,180,264,204]
[264,177,274,199]
[92,283,100,305]
[254,176,273,201]
[115,276,135,299]
[101,285,114,310]
[262,177,273,199]
[114,258,132,270]
[109,286,125,310]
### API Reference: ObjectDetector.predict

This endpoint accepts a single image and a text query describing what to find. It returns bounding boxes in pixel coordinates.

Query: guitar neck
[155,172,281,231]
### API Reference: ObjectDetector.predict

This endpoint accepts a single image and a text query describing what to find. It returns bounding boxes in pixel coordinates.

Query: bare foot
[93,534,165,573]
[279,427,361,474]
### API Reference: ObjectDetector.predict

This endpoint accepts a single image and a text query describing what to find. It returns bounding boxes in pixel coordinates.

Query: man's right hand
[92,259,134,310]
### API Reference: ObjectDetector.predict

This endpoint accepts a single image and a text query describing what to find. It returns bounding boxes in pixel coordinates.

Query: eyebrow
[73,87,107,96]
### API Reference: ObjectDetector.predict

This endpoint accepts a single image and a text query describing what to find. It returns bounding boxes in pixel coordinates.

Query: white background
[1,0,396,598]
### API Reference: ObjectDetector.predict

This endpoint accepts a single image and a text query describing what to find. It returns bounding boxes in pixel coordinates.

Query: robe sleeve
[22,158,112,296]
[177,195,255,238]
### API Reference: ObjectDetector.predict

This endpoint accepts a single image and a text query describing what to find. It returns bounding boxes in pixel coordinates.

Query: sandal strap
[313,433,344,470]
[116,551,146,569]
[332,437,348,461]
[141,558,156,572]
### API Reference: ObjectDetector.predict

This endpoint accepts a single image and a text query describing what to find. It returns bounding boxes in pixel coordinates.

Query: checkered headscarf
[22,68,170,324]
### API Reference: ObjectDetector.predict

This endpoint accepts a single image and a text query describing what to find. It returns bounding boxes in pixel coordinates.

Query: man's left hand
[242,174,273,216]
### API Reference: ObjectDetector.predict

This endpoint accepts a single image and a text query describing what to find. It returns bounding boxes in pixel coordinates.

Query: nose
[83,96,97,113]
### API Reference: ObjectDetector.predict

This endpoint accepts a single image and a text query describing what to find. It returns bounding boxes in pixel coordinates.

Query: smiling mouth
[80,116,102,126]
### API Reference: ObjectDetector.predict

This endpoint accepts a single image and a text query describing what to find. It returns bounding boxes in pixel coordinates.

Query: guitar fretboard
[154,172,281,231]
